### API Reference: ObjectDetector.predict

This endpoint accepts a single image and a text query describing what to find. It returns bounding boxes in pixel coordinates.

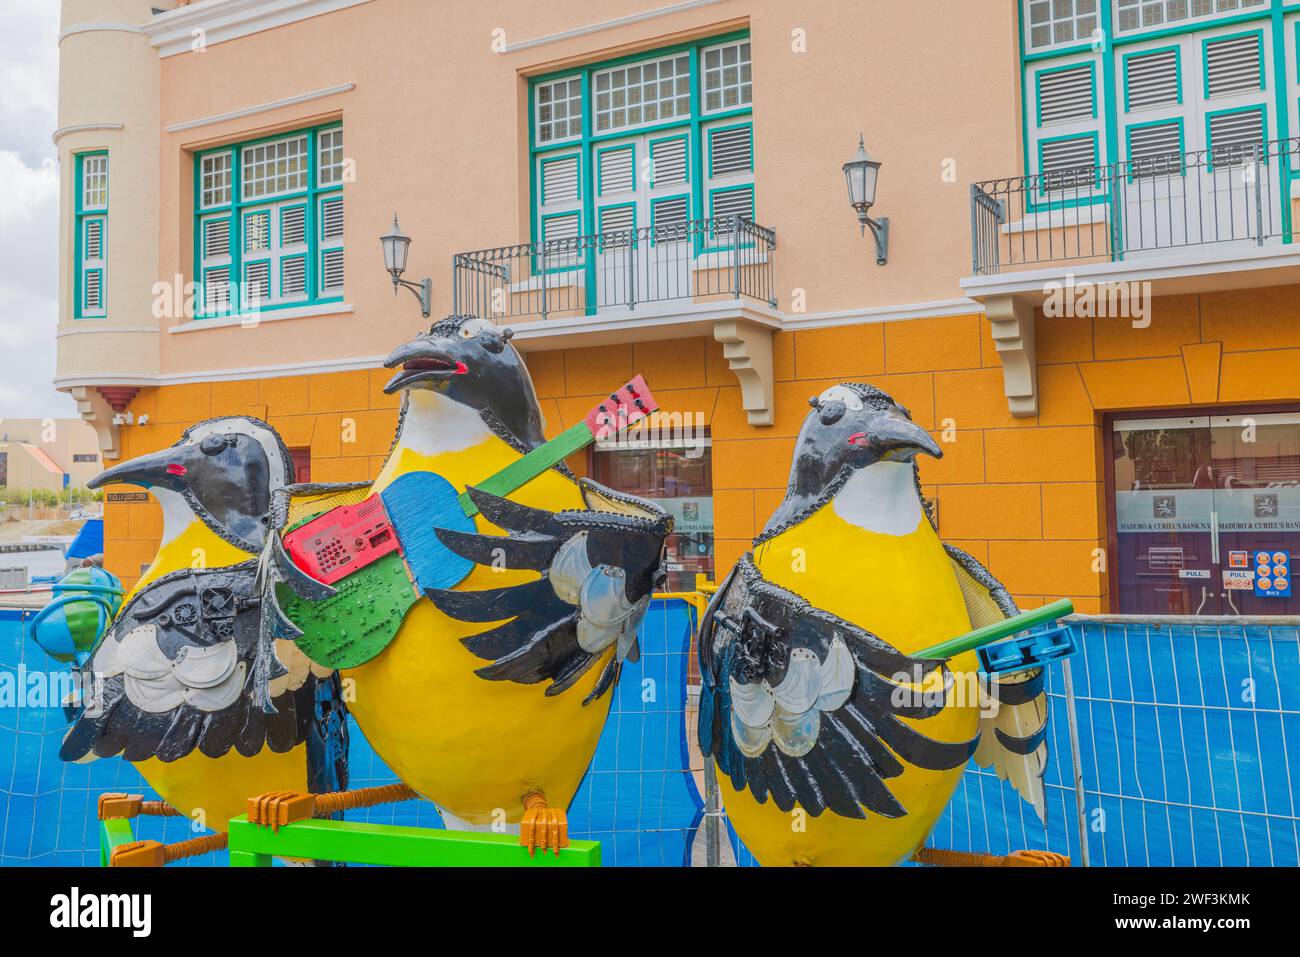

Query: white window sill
[169,301,353,333]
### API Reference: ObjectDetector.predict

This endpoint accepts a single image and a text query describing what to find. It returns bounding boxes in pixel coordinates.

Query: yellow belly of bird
[136,746,307,831]
[122,525,308,831]
[343,438,613,825]
[724,502,979,866]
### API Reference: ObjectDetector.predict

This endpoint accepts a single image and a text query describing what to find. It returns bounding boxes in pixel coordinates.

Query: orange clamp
[98,793,144,820]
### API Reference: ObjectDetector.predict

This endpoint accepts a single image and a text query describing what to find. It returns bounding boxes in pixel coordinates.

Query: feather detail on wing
[698,556,978,821]
[426,482,672,704]
[60,562,339,769]
[945,544,1049,823]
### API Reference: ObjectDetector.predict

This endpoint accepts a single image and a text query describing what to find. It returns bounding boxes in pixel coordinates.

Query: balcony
[968,138,1300,279]
[453,215,780,424]
[961,138,1300,418]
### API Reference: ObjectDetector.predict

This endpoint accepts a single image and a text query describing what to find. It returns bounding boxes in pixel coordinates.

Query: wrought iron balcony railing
[970,137,1300,276]
[452,215,776,323]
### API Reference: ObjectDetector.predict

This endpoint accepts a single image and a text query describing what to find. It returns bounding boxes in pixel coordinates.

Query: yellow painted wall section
[102,286,1300,610]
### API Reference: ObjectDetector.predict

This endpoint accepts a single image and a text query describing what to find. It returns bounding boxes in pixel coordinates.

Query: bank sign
[1116,488,1300,534]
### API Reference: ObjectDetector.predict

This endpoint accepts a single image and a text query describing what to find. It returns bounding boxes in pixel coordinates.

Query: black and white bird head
[382,314,543,447]
[799,383,940,484]
[758,384,942,542]
[89,416,292,552]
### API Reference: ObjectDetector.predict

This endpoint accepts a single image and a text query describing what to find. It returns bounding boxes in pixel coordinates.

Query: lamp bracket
[393,276,433,318]
[863,215,889,266]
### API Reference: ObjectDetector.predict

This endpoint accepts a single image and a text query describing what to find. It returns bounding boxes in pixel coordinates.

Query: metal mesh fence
[4,603,1297,867]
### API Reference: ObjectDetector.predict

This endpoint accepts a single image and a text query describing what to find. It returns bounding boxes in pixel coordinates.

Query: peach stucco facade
[57,0,1300,609]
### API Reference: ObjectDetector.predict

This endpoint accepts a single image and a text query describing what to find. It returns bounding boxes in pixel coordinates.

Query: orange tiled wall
[104,284,1300,608]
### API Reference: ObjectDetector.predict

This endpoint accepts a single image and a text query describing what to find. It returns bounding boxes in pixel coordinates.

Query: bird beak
[89,445,193,492]
[847,408,942,462]
[382,336,470,393]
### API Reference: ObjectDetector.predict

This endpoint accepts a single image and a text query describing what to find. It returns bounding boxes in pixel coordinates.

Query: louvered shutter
[652,196,689,242]
[711,186,755,235]
[1040,137,1098,190]
[598,205,636,248]
[599,205,636,234]
[320,197,343,242]
[709,126,753,176]
[320,248,344,292]
[84,270,103,311]
[84,220,103,260]
[1128,121,1183,177]
[651,136,687,186]
[281,257,307,297]
[245,260,271,303]
[204,268,231,312]
[1205,34,1262,98]
[281,205,307,247]
[319,195,344,296]
[1038,64,1094,124]
[542,155,580,204]
[1125,49,1179,110]
[203,219,229,259]
[80,216,106,317]
[1208,108,1264,167]
[598,147,634,195]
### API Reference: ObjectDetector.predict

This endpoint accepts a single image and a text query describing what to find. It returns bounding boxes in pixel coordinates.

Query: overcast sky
[0,0,77,420]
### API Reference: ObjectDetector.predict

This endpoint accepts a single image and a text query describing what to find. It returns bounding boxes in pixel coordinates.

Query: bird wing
[425,481,673,705]
[697,555,978,820]
[59,561,336,766]
[945,545,1049,824]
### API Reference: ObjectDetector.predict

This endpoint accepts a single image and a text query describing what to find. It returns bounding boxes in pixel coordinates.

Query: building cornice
[52,123,126,145]
[164,83,354,134]
[503,0,730,53]
[58,22,142,43]
[54,351,387,391]
[142,0,375,58]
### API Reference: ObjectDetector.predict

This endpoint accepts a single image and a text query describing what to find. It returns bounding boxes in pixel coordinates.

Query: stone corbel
[68,386,123,461]
[985,295,1037,418]
[713,318,774,427]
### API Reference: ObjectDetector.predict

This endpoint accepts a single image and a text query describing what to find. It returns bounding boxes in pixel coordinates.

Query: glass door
[1112,411,1300,615]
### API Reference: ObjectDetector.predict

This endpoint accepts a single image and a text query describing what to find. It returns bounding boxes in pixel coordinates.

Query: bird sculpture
[698,383,1049,866]
[55,417,347,831]
[254,315,672,853]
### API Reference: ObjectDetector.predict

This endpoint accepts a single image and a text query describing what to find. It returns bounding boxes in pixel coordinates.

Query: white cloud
[0,0,75,419]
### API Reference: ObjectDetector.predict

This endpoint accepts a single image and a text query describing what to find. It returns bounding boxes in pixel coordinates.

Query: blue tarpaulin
[65,519,103,562]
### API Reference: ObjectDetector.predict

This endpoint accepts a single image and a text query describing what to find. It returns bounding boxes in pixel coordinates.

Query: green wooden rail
[226,815,601,867]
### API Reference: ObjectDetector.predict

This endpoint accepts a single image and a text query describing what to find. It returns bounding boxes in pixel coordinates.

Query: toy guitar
[279,377,660,668]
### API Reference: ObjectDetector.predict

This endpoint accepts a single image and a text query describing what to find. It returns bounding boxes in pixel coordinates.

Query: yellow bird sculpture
[261,315,671,853]
[62,417,346,832]
[698,383,1049,866]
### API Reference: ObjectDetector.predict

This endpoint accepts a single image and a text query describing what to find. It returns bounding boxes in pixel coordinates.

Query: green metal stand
[99,817,136,866]
[226,815,601,867]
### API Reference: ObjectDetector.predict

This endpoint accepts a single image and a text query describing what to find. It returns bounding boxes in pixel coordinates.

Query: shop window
[591,430,712,593]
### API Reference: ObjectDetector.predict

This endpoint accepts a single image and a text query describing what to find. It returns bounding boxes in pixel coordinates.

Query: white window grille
[593,53,690,133]
[702,40,752,112]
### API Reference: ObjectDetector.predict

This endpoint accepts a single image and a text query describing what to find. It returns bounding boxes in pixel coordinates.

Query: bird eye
[818,386,864,412]
[459,318,492,340]
[199,434,229,456]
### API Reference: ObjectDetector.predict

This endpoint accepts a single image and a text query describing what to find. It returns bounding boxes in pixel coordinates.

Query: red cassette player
[284,493,403,585]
